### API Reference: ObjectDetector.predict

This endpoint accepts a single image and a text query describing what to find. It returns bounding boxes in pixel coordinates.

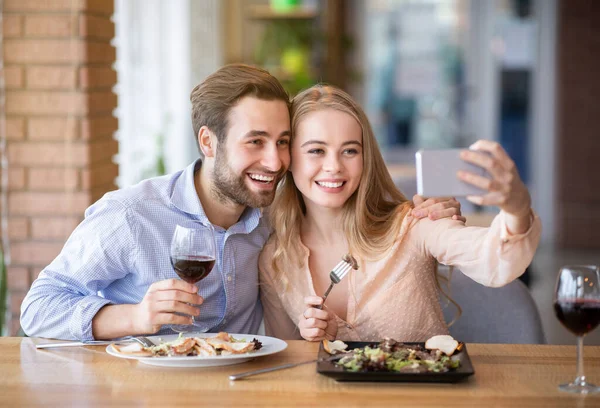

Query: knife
[229,353,349,381]
[35,340,127,349]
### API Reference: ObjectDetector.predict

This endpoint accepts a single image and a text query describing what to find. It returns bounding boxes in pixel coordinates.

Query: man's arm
[21,199,205,341]
[20,199,134,340]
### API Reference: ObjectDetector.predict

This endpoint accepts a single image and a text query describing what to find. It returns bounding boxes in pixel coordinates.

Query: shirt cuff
[69,296,113,341]
[499,208,538,244]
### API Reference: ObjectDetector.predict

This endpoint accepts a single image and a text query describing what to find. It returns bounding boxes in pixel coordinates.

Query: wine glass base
[169,323,211,334]
[170,325,196,333]
[558,382,600,394]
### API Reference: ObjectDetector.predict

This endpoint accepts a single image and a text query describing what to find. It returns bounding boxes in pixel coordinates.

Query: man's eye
[277,139,290,146]
[250,139,263,145]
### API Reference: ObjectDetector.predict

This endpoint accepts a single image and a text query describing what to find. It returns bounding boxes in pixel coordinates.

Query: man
[20,64,463,340]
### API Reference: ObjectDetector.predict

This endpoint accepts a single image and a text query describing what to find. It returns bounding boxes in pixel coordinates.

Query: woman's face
[290,108,363,211]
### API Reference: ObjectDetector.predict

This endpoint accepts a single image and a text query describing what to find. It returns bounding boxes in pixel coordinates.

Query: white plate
[106,333,287,367]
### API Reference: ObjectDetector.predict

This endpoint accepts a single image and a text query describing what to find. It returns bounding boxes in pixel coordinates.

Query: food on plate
[322,339,349,354]
[333,336,461,373]
[425,334,460,356]
[112,332,262,357]
[342,253,359,270]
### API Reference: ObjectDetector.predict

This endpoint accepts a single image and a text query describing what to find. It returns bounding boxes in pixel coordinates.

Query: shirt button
[227,275,232,282]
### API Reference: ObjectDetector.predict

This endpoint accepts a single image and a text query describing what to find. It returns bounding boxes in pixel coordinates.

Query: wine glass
[169,224,216,333]
[554,265,600,394]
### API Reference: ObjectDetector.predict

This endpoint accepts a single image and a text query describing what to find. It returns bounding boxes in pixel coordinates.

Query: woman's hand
[458,140,532,233]
[298,296,337,342]
[412,195,466,223]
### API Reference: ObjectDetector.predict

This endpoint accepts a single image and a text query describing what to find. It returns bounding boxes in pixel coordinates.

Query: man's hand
[298,296,337,342]
[132,279,204,334]
[412,195,466,223]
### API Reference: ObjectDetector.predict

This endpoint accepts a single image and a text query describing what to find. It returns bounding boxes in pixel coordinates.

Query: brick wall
[1,0,118,335]
[556,0,600,248]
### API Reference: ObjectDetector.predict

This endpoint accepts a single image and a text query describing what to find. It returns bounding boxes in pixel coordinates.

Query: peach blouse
[259,211,541,342]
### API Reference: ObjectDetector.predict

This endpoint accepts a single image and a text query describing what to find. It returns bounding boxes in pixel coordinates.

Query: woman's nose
[323,154,341,173]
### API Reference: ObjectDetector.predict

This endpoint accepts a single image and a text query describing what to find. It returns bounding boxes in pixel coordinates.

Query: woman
[259,85,541,342]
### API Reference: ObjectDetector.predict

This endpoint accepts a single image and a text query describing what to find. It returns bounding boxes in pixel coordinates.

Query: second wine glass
[554,264,600,394]
[169,224,216,333]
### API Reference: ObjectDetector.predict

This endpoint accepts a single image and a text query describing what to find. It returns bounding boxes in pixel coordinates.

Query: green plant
[0,246,7,336]
[254,20,318,96]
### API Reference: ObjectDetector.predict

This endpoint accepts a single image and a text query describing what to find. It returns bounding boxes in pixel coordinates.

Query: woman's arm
[411,140,541,287]
[412,212,541,287]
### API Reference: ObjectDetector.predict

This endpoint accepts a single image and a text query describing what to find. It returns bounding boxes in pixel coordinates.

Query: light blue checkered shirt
[20,159,270,341]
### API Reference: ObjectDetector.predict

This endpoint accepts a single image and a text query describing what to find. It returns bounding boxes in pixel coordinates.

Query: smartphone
[415,148,490,197]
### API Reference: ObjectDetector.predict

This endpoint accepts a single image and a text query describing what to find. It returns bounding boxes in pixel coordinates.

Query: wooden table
[2,338,600,407]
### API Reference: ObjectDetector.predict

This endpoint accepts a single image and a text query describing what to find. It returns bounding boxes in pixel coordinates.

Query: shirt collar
[170,158,264,231]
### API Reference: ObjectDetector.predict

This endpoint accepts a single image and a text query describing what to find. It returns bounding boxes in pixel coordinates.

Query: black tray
[317,341,475,383]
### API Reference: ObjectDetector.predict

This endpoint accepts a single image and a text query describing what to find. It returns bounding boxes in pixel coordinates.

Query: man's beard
[212,147,279,209]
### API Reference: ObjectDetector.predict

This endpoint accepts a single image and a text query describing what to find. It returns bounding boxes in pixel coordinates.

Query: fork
[129,336,155,348]
[316,254,358,310]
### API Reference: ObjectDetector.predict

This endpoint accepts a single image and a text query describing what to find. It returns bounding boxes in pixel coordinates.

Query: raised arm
[411,212,540,287]
[410,140,541,287]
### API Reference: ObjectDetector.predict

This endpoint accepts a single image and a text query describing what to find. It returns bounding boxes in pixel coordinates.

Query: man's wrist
[92,303,138,339]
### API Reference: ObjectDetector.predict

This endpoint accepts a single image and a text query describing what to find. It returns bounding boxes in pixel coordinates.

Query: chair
[439,266,546,344]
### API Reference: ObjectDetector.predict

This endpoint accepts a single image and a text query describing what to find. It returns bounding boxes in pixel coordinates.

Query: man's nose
[260,143,284,172]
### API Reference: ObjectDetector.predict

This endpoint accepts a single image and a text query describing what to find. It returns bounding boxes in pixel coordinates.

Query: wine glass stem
[575,335,587,386]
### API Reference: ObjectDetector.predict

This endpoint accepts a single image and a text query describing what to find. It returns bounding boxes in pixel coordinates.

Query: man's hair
[190,64,290,148]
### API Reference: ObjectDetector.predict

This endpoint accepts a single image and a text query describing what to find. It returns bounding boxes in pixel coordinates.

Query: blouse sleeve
[409,209,541,287]
[258,243,303,340]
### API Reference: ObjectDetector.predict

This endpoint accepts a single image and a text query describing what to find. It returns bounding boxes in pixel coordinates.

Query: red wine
[171,255,215,284]
[554,299,600,336]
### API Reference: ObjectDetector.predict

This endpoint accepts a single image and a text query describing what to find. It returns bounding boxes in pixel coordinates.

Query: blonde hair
[269,84,412,275]
[269,84,462,325]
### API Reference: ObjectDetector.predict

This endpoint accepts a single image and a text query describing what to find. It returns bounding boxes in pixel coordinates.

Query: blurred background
[0,0,598,344]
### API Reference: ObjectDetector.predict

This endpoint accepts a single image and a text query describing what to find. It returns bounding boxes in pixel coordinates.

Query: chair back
[439,266,546,344]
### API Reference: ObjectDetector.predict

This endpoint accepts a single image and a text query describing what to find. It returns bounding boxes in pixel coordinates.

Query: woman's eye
[307,148,324,155]
[344,148,359,155]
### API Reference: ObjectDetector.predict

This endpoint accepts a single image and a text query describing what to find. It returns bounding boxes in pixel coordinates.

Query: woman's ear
[198,126,216,158]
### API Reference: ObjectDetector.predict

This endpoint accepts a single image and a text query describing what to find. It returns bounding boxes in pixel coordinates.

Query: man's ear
[198,126,217,158]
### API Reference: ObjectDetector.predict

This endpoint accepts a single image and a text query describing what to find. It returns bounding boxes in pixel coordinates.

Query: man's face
[212,96,291,208]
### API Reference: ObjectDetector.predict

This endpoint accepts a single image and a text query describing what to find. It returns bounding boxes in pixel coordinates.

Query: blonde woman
[259,84,541,342]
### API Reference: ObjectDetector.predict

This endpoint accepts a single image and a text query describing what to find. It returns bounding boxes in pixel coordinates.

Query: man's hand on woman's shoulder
[411,195,466,223]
